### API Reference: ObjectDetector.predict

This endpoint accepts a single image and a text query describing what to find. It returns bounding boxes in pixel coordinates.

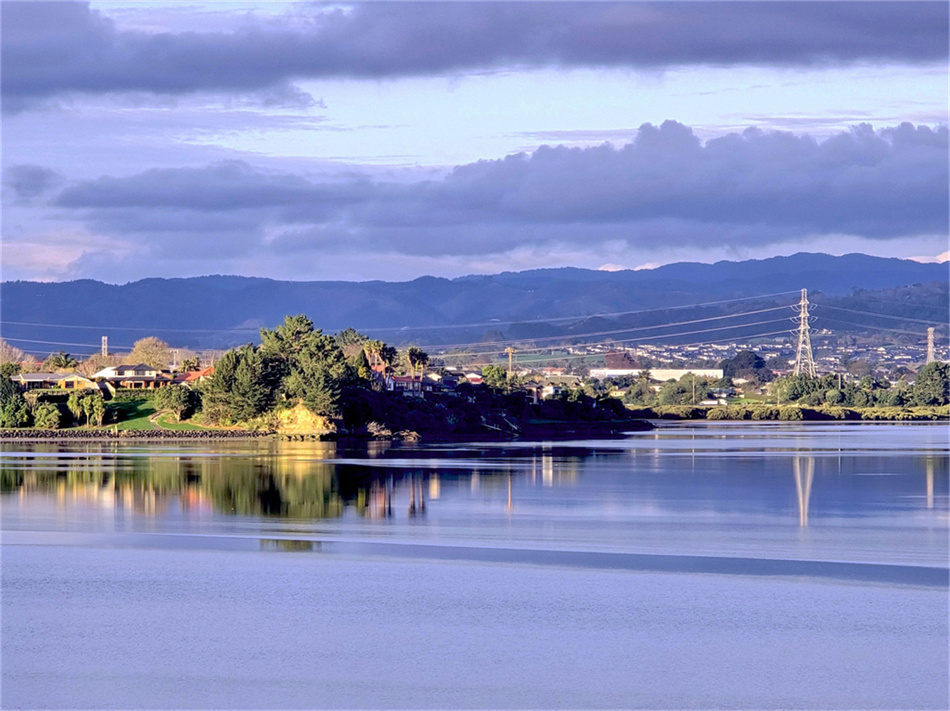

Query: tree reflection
[3,441,627,521]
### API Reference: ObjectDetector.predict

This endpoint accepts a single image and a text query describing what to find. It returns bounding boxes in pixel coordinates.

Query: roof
[12,373,95,385]
[116,363,156,372]
[183,366,214,381]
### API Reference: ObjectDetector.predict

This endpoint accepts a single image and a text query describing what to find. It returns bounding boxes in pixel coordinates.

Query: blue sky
[2,1,947,284]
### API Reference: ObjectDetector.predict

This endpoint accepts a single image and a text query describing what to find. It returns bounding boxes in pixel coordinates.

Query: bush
[33,402,62,429]
[815,406,859,421]
[653,406,706,420]
[779,406,804,421]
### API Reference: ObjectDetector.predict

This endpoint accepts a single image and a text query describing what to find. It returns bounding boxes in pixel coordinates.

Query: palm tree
[405,346,429,378]
[44,351,78,371]
[363,340,383,371]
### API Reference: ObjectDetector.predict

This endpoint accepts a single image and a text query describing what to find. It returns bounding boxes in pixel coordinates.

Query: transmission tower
[793,289,817,377]
[926,327,935,363]
[505,347,516,380]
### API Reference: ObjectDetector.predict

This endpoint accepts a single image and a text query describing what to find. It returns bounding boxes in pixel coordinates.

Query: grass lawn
[154,413,211,431]
[107,399,159,430]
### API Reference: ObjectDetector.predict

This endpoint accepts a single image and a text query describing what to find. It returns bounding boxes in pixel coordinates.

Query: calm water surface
[2,422,947,709]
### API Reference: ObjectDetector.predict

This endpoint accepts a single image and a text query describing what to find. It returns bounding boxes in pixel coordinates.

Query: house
[11,373,97,391]
[171,366,214,386]
[92,363,168,390]
[57,374,98,390]
[388,374,440,397]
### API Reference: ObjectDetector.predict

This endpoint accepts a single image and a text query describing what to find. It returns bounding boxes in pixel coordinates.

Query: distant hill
[1,253,946,357]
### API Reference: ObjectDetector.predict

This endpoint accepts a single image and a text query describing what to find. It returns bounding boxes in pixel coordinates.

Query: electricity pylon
[505,347,516,380]
[926,327,935,364]
[793,288,816,377]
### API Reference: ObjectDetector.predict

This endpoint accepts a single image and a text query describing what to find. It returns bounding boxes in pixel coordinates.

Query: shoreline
[0,418,655,442]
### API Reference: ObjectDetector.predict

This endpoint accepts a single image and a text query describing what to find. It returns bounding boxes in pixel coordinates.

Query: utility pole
[926,327,935,364]
[505,347,516,381]
[793,289,817,377]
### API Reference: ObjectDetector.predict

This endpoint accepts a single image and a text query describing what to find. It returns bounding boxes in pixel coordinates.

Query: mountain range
[1,253,947,357]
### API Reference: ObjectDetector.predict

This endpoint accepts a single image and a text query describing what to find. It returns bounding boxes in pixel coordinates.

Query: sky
[1,1,948,285]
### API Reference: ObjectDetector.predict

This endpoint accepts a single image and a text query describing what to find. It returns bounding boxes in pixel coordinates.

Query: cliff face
[276,404,336,436]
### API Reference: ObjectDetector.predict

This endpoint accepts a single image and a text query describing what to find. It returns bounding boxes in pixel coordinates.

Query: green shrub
[815,406,859,420]
[779,406,804,421]
[33,402,62,429]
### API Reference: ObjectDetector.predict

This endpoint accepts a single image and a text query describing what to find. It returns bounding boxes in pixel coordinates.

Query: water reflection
[794,456,814,527]
[926,455,935,510]
[1,434,947,527]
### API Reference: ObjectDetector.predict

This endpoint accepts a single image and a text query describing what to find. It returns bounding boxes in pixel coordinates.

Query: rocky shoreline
[0,428,271,441]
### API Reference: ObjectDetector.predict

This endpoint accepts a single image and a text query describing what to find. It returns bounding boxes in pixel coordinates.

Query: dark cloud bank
[36,121,948,261]
[3,2,947,104]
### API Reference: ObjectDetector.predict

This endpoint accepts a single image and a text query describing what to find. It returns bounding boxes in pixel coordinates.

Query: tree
[179,356,201,372]
[404,346,429,378]
[912,362,950,406]
[719,350,773,383]
[43,351,78,371]
[0,377,31,428]
[88,395,106,426]
[258,315,354,417]
[349,349,372,380]
[481,365,508,389]
[67,391,86,425]
[0,362,21,379]
[127,337,172,369]
[0,339,25,365]
[33,402,61,429]
[77,353,122,377]
[335,328,367,348]
[154,384,195,421]
[657,373,711,406]
[259,315,319,363]
[202,344,270,423]
[379,345,398,373]
[622,378,657,406]
[363,340,384,371]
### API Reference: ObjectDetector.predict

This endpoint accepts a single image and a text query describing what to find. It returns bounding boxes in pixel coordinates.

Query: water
[2,422,947,709]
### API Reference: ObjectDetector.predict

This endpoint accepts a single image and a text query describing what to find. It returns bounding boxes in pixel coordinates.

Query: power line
[435,317,792,361]
[2,307,791,359]
[0,336,140,350]
[0,290,800,336]
[0,321,258,333]
[819,304,948,326]
[817,316,932,338]
[451,329,795,367]
[845,293,949,311]
[417,305,791,351]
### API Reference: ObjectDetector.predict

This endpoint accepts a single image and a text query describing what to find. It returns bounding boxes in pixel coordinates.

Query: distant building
[589,368,723,381]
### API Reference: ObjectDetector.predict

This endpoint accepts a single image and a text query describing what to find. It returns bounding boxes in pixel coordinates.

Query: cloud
[3,2,947,105]
[42,122,947,273]
[3,164,65,200]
